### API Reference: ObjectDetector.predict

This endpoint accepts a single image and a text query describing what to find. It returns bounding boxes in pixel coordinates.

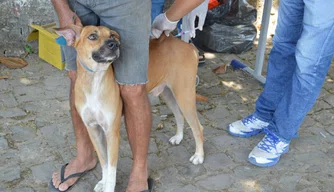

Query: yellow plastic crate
[27,22,65,70]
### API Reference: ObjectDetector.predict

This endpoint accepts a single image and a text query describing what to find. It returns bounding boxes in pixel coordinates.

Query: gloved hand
[181,0,209,42]
[151,13,179,39]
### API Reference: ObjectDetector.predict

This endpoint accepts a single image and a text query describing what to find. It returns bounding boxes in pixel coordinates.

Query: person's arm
[165,0,205,21]
[51,0,82,27]
[151,0,205,39]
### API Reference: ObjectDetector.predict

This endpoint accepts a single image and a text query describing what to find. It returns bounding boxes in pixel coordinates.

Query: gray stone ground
[1,38,334,192]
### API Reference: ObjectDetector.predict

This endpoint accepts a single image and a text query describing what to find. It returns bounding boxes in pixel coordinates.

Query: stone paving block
[197,86,223,96]
[300,115,316,128]
[11,187,34,192]
[226,147,250,164]
[319,88,330,98]
[10,126,36,142]
[233,165,270,180]
[157,167,184,192]
[202,126,223,138]
[295,177,322,192]
[43,75,69,91]
[324,94,334,107]
[167,146,191,165]
[0,166,21,183]
[0,136,8,151]
[148,94,161,106]
[293,151,329,165]
[293,135,323,153]
[278,174,301,192]
[325,125,334,136]
[117,157,132,176]
[148,153,167,171]
[156,105,173,116]
[313,110,334,126]
[203,153,236,171]
[0,107,26,118]
[198,173,233,190]
[69,179,93,192]
[30,161,55,184]
[0,92,18,108]
[209,134,240,152]
[119,138,132,158]
[40,124,67,147]
[13,85,48,103]
[0,80,9,92]
[171,184,200,192]
[176,164,207,180]
[309,99,332,114]
[202,104,235,129]
[17,139,53,166]
[196,101,213,112]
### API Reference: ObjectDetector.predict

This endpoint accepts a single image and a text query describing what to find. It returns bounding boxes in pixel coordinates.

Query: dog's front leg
[104,110,122,192]
[84,124,108,192]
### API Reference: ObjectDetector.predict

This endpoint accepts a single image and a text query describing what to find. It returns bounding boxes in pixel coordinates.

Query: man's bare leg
[51,71,97,191]
[121,84,152,192]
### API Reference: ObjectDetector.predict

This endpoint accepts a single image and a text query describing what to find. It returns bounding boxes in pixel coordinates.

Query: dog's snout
[107,40,119,49]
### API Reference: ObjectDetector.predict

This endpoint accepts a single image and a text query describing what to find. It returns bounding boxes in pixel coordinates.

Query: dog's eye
[88,34,98,40]
[110,34,115,39]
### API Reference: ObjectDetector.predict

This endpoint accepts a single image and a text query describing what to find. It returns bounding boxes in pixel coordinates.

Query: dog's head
[55,25,120,67]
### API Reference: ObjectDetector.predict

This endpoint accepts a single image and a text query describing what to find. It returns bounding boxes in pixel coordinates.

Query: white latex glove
[151,13,179,39]
[181,0,209,42]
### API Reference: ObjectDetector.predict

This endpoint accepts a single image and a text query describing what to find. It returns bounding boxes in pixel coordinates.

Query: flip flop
[140,178,154,192]
[48,163,90,192]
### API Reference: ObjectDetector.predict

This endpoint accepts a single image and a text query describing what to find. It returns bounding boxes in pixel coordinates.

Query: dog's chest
[80,76,114,131]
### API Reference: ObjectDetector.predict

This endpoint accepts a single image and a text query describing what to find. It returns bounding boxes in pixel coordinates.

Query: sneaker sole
[227,125,263,138]
[248,148,289,167]
[248,156,279,167]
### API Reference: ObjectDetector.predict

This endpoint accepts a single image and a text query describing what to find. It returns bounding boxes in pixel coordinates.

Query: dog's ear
[55,24,82,46]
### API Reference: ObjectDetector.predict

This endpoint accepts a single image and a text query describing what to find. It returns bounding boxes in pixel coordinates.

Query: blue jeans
[151,0,165,23]
[254,0,334,141]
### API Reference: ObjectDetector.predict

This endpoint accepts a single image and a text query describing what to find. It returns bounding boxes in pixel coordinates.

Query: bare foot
[126,168,148,192]
[51,156,97,191]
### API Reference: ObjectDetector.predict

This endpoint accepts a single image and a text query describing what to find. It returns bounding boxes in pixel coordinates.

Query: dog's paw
[104,180,116,192]
[94,180,105,192]
[169,134,183,145]
[189,153,204,165]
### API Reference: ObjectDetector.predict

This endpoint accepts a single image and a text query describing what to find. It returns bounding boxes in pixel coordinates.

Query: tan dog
[56,25,205,192]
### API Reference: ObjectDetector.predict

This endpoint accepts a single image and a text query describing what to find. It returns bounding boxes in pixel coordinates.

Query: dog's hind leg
[170,85,204,165]
[160,87,185,145]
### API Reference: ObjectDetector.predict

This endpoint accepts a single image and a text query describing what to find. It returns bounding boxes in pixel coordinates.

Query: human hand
[181,0,209,39]
[58,10,82,28]
[151,13,179,39]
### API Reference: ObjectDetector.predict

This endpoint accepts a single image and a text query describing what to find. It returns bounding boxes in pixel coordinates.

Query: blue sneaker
[248,130,290,167]
[228,114,269,137]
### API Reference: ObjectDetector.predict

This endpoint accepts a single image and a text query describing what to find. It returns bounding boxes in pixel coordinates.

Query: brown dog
[56,25,204,191]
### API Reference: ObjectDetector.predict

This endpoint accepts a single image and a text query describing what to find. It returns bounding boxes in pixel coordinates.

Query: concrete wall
[0,0,54,56]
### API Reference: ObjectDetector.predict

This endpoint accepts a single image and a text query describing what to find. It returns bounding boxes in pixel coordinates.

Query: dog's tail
[196,94,208,102]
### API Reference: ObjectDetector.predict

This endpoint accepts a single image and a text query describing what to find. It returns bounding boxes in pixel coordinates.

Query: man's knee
[120,84,147,101]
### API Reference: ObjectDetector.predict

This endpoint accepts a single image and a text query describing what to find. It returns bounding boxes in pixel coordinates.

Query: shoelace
[242,115,257,126]
[242,115,268,128]
[258,129,280,153]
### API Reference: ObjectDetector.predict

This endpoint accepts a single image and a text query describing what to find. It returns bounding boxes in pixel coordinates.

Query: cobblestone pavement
[0,39,334,192]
